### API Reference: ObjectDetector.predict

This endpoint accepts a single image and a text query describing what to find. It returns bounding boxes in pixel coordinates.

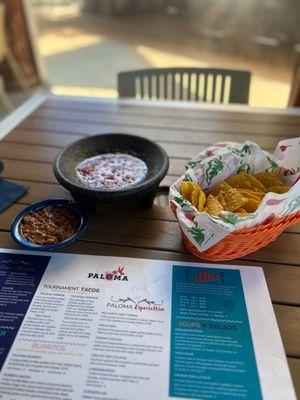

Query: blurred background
[1,0,300,117]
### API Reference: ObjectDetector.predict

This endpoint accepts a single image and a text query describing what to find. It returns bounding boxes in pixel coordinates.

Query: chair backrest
[0,4,6,63]
[118,68,251,104]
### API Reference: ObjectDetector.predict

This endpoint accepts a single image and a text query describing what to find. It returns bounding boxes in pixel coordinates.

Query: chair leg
[0,77,14,112]
[6,47,31,93]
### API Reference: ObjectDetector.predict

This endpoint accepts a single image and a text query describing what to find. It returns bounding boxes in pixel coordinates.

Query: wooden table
[0,94,300,397]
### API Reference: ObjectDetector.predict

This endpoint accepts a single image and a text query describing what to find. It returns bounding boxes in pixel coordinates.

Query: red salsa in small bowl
[10,199,88,250]
[20,205,80,245]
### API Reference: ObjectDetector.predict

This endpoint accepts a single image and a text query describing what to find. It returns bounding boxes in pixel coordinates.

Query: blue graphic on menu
[0,253,50,370]
[169,265,262,399]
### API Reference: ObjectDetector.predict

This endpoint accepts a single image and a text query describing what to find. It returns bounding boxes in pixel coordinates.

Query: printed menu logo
[87,266,128,281]
[107,296,164,312]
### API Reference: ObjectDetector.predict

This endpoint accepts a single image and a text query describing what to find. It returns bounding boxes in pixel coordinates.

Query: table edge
[0,94,47,140]
[46,94,300,116]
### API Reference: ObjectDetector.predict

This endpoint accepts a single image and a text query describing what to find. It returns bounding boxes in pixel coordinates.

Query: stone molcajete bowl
[53,133,169,209]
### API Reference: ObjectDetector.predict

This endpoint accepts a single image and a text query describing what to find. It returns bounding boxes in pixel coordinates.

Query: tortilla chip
[254,172,284,188]
[255,171,277,179]
[198,190,206,211]
[216,192,226,208]
[209,181,232,196]
[236,208,249,215]
[242,173,267,192]
[237,189,264,201]
[180,181,195,202]
[243,198,261,213]
[226,173,266,192]
[268,185,290,194]
[206,194,223,216]
[217,188,248,212]
[191,185,201,207]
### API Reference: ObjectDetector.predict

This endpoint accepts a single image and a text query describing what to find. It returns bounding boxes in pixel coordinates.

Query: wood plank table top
[1,94,300,397]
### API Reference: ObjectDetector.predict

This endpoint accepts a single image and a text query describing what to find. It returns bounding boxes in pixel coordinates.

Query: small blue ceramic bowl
[10,199,88,251]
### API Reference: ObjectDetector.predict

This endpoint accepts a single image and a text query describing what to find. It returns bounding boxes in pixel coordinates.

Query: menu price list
[169,265,262,399]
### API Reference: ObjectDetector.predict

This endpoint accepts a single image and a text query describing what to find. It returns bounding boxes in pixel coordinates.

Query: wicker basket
[170,202,300,261]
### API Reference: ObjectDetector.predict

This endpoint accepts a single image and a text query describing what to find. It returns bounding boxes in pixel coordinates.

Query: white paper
[0,249,295,400]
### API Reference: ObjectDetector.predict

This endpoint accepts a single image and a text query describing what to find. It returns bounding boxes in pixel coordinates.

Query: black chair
[118,68,251,104]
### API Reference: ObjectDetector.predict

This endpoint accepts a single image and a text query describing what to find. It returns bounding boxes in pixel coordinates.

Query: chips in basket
[170,139,300,253]
[179,171,290,216]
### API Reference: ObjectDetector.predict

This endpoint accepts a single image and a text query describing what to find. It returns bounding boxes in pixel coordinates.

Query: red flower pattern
[184,213,195,222]
[280,145,291,152]
[265,199,284,206]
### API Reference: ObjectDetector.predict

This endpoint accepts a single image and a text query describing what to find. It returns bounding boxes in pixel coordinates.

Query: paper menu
[0,249,296,400]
